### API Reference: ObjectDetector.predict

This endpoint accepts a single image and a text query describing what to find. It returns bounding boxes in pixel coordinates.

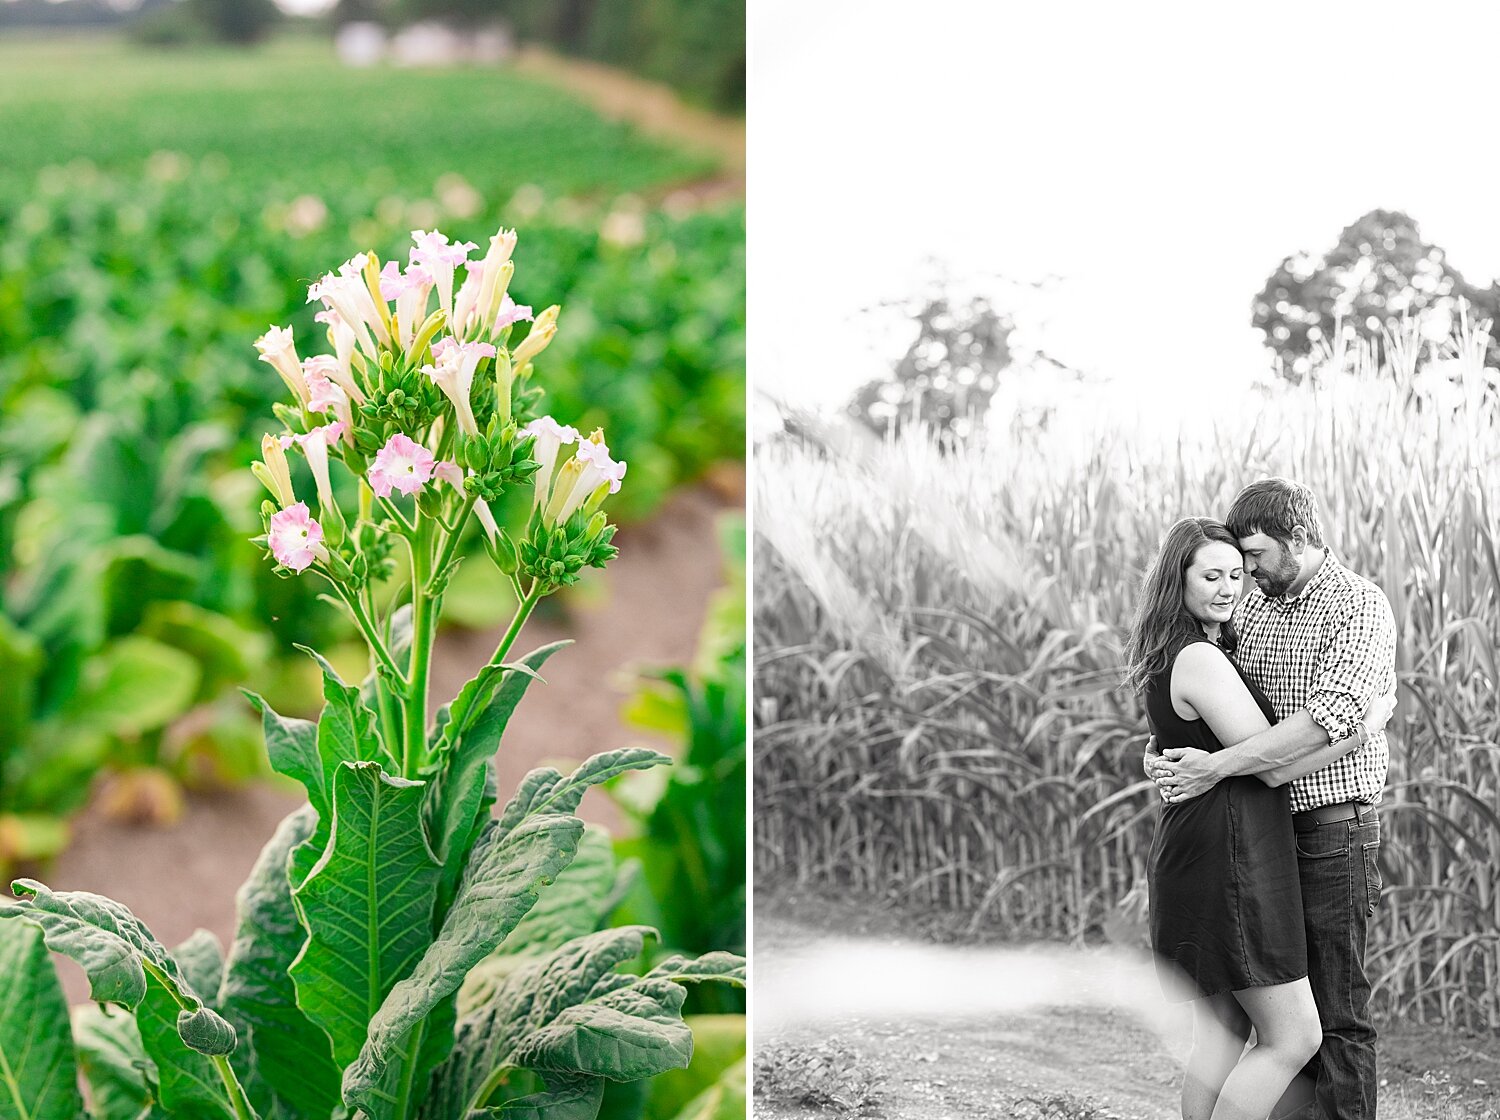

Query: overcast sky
[749,1,1500,411]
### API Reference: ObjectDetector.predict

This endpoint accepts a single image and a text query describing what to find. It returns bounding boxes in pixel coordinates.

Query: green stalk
[403,516,435,779]
[391,1020,426,1120]
[338,586,409,694]
[427,493,477,594]
[213,1055,258,1120]
[365,582,403,761]
[488,582,543,668]
[139,961,258,1120]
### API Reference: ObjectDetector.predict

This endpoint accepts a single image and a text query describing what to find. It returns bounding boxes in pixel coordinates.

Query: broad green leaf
[96,536,199,637]
[173,930,226,1003]
[344,811,585,1115]
[427,927,713,1120]
[490,828,617,969]
[0,921,84,1120]
[62,635,200,737]
[136,970,232,1118]
[219,805,342,1120]
[488,1073,604,1120]
[243,694,320,815]
[290,761,440,1069]
[0,880,237,1057]
[344,752,670,1114]
[424,642,570,903]
[72,1004,160,1120]
[643,956,746,989]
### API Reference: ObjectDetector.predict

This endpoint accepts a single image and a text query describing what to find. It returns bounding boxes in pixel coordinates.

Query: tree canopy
[1252,208,1500,381]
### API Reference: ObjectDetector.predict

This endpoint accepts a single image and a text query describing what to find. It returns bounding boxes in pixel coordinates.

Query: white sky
[749,0,1500,413]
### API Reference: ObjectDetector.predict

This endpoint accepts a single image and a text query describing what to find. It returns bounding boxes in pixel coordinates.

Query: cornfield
[754,317,1500,1031]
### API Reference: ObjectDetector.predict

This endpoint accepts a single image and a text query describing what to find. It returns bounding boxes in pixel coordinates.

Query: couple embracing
[1125,478,1398,1120]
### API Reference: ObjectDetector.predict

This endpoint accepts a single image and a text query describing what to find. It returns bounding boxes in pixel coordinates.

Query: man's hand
[1142,734,1162,781]
[1153,747,1220,803]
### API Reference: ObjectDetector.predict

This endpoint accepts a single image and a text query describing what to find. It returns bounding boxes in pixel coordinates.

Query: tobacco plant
[0,226,744,1119]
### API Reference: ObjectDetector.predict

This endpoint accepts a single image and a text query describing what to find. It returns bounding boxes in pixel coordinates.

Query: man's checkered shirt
[1231,550,1397,813]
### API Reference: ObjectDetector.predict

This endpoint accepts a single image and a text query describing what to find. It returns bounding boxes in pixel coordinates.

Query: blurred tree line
[336,0,745,111]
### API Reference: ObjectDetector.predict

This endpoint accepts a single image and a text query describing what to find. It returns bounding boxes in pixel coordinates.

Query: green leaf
[173,930,225,1003]
[643,956,746,989]
[290,761,440,1068]
[645,1016,744,1120]
[0,921,84,1120]
[219,805,342,1120]
[488,1073,605,1120]
[243,694,320,814]
[72,1004,161,1120]
[344,751,671,1114]
[62,635,201,737]
[136,971,232,1118]
[0,881,237,1056]
[424,642,571,904]
[428,927,708,1120]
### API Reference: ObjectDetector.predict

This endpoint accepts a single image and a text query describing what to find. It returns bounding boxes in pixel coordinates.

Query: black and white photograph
[751,4,1500,1118]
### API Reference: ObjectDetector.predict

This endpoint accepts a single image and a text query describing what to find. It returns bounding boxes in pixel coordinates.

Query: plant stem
[403,515,435,778]
[391,1020,426,1120]
[377,494,416,535]
[214,1055,258,1120]
[466,1060,513,1114]
[338,585,409,692]
[427,492,477,593]
[488,582,543,668]
[365,582,403,762]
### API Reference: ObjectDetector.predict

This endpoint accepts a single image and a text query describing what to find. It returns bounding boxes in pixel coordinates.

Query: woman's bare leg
[1210,978,1322,1120]
[1182,993,1251,1120]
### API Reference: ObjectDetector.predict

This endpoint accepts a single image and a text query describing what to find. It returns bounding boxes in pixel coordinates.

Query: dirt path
[754,892,1500,1120]
[44,482,737,1005]
[512,46,744,200]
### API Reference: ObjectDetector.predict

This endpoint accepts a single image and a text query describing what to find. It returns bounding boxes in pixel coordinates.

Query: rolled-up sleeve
[1304,590,1398,743]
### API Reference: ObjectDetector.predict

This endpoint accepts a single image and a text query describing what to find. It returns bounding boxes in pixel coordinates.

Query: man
[1148,478,1397,1120]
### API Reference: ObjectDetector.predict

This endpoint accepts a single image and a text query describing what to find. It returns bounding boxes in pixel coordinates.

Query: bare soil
[43,482,738,1006]
[754,888,1500,1120]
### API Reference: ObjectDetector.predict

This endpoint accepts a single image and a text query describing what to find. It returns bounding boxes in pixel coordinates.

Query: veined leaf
[427,927,735,1120]
[219,805,342,1120]
[424,642,571,905]
[485,1073,604,1120]
[643,955,746,988]
[244,694,320,815]
[0,921,84,1120]
[72,1004,159,1120]
[344,750,670,1113]
[290,761,440,1069]
[173,930,226,1003]
[136,970,232,1118]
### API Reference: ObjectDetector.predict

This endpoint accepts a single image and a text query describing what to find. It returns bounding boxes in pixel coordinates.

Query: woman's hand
[1362,689,1398,736]
[1153,747,1220,803]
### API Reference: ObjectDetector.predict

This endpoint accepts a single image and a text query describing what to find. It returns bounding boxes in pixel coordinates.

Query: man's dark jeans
[1273,802,1382,1120]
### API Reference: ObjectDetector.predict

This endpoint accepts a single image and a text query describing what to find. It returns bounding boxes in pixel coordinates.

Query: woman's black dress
[1146,636,1307,1001]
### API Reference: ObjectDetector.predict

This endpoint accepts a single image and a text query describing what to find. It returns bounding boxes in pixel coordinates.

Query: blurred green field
[0,33,744,865]
[0,35,717,191]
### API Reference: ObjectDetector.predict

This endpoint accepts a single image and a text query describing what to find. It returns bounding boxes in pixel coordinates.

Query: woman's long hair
[1123,517,1240,695]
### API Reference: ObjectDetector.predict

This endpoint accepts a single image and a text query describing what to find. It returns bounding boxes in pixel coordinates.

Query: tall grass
[754,318,1500,1031]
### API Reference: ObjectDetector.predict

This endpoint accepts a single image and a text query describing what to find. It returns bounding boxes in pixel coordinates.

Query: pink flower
[421,340,495,437]
[545,428,627,525]
[368,433,436,498]
[524,415,580,512]
[280,422,347,510]
[410,229,477,321]
[494,294,534,332]
[255,325,310,407]
[434,459,464,491]
[268,502,325,572]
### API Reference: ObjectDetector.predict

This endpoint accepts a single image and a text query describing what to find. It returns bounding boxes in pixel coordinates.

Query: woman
[1123,518,1393,1120]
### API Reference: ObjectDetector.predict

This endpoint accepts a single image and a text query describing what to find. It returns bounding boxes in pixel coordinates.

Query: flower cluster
[250,226,624,594]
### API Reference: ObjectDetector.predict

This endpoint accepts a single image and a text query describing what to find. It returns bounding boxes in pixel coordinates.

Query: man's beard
[1254,551,1301,597]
